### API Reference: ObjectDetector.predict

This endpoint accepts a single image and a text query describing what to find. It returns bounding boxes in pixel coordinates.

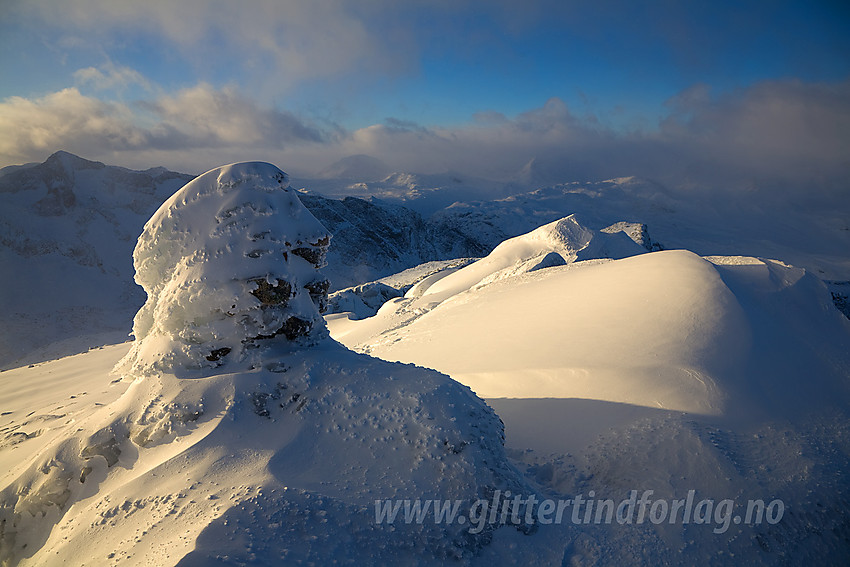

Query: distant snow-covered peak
[118,162,332,376]
[48,149,106,169]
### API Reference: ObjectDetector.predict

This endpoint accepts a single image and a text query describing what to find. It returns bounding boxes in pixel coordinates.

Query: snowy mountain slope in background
[297,194,490,290]
[294,170,518,217]
[423,176,850,282]
[0,152,193,369]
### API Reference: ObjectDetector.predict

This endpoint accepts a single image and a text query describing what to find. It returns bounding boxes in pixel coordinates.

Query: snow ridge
[421,214,645,300]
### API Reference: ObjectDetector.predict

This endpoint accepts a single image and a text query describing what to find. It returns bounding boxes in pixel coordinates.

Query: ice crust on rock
[117,162,332,376]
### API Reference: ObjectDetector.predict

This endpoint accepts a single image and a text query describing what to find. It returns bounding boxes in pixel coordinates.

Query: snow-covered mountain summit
[1,150,849,564]
[414,215,645,300]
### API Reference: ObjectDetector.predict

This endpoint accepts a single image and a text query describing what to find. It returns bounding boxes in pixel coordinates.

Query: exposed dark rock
[250,279,293,306]
[304,279,331,313]
[206,347,232,362]
[280,317,313,341]
[826,281,850,319]
[291,246,324,266]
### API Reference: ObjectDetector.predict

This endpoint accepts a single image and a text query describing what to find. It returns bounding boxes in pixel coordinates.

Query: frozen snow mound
[117,162,332,376]
[333,249,850,418]
[0,341,534,566]
[600,221,663,251]
[339,250,744,414]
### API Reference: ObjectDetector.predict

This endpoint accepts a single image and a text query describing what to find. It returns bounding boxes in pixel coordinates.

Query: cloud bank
[2,78,849,200]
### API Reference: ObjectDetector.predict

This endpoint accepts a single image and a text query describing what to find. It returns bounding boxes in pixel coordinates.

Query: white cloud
[0,84,325,172]
[73,62,153,92]
[0,88,147,165]
[145,84,325,147]
[325,80,850,197]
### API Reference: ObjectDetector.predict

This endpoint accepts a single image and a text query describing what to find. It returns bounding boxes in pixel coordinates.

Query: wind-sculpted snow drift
[0,163,531,566]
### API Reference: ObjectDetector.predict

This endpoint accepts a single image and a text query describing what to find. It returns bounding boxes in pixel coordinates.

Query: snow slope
[328,215,647,355]
[331,213,850,417]
[414,215,644,304]
[344,251,743,414]
[335,249,850,415]
[1,341,535,566]
[2,153,850,564]
[8,338,849,566]
[327,221,850,563]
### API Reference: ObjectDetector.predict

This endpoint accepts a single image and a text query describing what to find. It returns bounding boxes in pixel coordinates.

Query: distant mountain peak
[45,150,106,172]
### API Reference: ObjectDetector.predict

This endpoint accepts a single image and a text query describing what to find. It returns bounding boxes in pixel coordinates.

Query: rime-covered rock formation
[117,162,332,376]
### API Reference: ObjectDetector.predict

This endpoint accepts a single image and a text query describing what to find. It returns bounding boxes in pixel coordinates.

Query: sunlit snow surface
[331,219,850,416]
[328,217,850,564]
[1,341,535,566]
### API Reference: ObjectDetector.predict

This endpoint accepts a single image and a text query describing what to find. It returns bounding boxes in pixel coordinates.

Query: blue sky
[0,0,848,191]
